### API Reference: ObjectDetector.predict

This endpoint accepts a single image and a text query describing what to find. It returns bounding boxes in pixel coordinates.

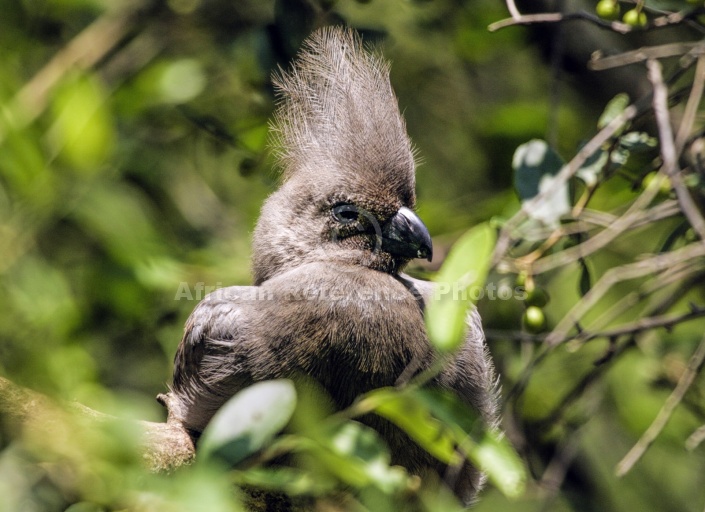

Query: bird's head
[252,27,432,284]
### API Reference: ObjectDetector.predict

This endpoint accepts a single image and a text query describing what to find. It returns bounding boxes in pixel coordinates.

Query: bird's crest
[270,27,416,201]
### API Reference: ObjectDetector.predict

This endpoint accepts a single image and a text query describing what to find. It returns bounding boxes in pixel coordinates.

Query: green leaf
[359,387,526,499]
[425,223,496,352]
[199,380,297,466]
[358,388,461,465]
[598,93,630,130]
[576,147,607,187]
[312,420,410,493]
[512,140,570,227]
[466,431,526,499]
[512,139,564,200]
[618,131,657,153]
[415,388,480,435]
[286,417,411,494]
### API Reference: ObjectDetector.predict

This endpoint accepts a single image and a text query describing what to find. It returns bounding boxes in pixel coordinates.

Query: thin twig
[487,303,705,347]
[616,332,705,476]
[544,242,705,346]
[685,424,705,451]
[577,304,705,343]
[676,56,705,153]
[505,0,521,20]
[648,59,705,241]
[492,101,641,269]
[529,180,664,275]
[589,42,705,71]
[489,11,631,34]
[567,262,705,349]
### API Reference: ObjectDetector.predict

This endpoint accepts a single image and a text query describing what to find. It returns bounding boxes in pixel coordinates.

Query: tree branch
[615,332,705,476]
[489,11,632,34]
[589,42,705,71]
[647,59,705,241]
[0,376,195,473]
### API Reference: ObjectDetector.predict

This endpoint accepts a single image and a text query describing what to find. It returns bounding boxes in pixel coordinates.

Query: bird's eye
[332,204,359,224]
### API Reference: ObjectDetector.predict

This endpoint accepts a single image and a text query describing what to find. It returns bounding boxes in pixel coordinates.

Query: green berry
[623,8,647,27]
[523,306,547,334]
[596,0,620,20]
[642,171,671,195]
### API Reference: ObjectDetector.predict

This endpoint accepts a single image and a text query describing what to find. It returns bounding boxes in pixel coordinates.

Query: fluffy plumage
[167,26,498,506]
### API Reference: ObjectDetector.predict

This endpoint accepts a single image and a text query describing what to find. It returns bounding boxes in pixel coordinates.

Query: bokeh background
[2,0,705,511]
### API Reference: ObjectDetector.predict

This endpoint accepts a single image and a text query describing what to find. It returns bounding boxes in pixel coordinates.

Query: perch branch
[0,376,195,473]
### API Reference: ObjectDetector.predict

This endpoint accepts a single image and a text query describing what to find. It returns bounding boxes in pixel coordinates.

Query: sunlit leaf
[358,388,460,465]
[576,147,607,187]
[199,380,297,466]
[466,431,526,499]
[358,387,526,499]
[309,420,410,493]
[426,223,496,352]
[414,388,480,435]
[618,131,657,153]
[512,139,570,227]
[512,139,564,200]
[48,72,115,172]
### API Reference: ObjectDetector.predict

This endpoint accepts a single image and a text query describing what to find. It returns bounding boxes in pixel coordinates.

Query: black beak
[380,206,433,262]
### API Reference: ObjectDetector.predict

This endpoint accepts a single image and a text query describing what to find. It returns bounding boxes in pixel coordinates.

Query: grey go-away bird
[166,26,498,505]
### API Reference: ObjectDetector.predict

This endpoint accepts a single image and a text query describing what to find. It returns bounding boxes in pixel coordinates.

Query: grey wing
[170,286,256,433]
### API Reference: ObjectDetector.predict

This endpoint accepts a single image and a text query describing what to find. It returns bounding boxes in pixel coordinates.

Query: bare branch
[544,242,705,346]
[686,424,705,451]
[504,0,521,20]
[527,196,676,275]
[676,56,705,152]
[493,101,640,269]
[616,332,705,477]
[577,304,705,343]
[648,59,705,241]
[490,6,699,34]
[0,376,195,473]
[488,11,631,34]
[589,42,705,71]
[488,302,705,348]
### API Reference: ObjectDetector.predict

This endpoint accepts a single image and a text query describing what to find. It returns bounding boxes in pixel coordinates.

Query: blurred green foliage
[2,0,705,511]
